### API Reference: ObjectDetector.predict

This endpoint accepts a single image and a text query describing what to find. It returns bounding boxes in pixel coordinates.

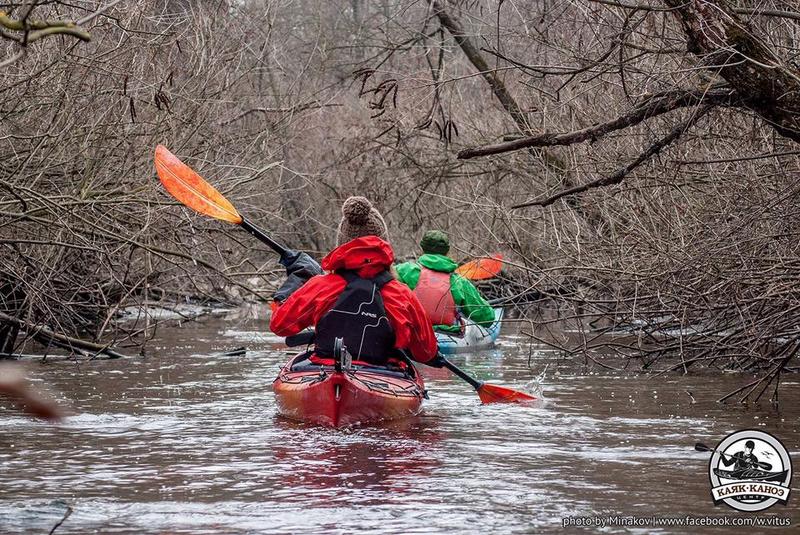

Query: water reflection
[271,417,444,503]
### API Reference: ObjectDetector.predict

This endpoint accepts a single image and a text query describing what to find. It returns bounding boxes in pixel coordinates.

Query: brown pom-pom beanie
[336,196,389,246]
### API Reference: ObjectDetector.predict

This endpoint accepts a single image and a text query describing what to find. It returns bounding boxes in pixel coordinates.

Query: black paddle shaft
[402,350,489,394]
[441,357,484,391]
[240,217,288,257]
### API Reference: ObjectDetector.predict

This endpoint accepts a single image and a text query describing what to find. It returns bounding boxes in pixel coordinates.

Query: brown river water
[1,311,798,534]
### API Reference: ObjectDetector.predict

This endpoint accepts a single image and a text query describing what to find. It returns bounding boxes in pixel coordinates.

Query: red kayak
[273,351,426,427]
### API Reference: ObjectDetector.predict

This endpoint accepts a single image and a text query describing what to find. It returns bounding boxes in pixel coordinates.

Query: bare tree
[333,0,800,400]
[1,0,798,400]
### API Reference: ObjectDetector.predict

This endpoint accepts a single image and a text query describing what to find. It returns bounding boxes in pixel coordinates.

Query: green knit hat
[420,230,449,255]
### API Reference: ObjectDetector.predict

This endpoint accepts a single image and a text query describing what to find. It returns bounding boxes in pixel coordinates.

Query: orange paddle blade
[456,254,503,280]
[154,145,242,224]
[477,383,537,404]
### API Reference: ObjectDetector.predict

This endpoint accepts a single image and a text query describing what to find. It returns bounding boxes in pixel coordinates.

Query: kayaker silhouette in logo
[704,430,792,512]
[718,440,772,475]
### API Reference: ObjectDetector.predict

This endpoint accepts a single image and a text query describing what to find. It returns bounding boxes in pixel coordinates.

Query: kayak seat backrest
[288,351,414,378]
[289,363,411,379]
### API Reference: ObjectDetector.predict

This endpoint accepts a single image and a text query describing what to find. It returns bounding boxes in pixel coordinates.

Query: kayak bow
[436,307,504,354]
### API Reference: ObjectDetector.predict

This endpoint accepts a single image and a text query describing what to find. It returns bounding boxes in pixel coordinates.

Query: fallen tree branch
[746,341,799,404]
[663,0,800,143]
[589,0,800,22]
[0,11,91,43]
[48,505,73,535]
[716,341,799,403]
[0,311,128,359]
[458,87,734,159]
[511,104,713,208]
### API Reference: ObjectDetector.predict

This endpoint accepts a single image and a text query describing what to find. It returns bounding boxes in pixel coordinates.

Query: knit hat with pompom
[336,196,389,245]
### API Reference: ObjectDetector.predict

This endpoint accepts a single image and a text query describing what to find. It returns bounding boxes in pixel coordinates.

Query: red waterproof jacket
[269,236,438,364]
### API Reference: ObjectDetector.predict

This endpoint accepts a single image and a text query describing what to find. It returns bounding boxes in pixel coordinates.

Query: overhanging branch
[459,87,734,159]
[511,104,713,209]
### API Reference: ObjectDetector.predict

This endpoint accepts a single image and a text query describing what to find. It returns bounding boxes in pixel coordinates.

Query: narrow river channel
[1,312,798,533]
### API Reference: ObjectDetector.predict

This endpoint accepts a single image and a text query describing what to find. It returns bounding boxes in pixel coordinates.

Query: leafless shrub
[1,0,798,401]
[328,0,800,401]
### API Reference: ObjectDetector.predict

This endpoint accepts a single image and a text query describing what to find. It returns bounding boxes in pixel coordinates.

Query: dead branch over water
[1,0,798,400]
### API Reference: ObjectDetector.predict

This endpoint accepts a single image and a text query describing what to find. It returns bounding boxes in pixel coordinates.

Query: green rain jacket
[396,254,495,332]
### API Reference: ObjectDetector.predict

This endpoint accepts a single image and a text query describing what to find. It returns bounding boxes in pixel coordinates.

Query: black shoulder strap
[336,269,359,284]
[336,269,393,287]
[373,271,393,288]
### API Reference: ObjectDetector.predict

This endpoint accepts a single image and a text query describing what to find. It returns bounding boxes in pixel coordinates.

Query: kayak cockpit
[286,351,420,380]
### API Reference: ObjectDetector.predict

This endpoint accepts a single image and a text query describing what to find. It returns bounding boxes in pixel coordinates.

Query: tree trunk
[429,0,567,172]
[664,0,800,143]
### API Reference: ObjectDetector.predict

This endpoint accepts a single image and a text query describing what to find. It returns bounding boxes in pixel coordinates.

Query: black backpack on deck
[315,270,396,365]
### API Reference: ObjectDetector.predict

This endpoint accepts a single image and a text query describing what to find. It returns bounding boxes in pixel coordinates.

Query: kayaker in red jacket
[270,197,437,365]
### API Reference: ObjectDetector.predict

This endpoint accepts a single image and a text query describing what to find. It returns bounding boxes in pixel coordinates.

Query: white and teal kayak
[436,308,504,354]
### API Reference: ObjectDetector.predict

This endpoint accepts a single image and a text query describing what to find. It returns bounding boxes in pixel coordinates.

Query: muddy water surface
[1,313,798,533]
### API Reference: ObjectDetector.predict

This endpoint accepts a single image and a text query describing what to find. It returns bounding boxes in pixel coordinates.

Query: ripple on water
[1,318,799,534]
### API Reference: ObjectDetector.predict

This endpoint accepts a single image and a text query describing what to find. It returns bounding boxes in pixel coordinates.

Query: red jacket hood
[321,236,395,278]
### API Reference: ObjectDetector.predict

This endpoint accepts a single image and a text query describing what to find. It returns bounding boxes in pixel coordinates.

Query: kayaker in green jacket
[396,230,495,333]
